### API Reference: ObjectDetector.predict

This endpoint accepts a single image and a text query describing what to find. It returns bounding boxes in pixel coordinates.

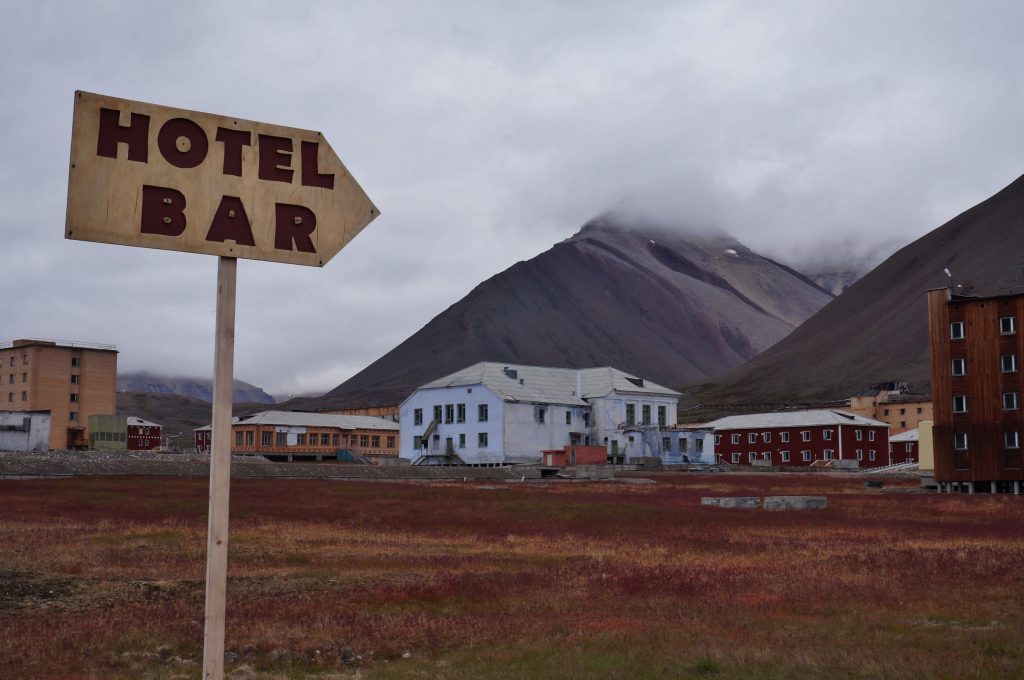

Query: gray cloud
[3,1,1024,395]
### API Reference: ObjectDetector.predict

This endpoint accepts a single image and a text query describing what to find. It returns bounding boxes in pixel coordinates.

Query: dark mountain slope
[294,216,833,409]
[688,173,1024,404]
[117,372,275,404]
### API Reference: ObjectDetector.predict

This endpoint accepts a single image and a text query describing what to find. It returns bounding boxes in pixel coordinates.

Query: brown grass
[1,473,1023,678]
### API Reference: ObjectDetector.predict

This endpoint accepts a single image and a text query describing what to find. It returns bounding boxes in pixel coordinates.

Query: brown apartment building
[848,382,933,433]
[0,339,117,449]
[927,288,1024,493]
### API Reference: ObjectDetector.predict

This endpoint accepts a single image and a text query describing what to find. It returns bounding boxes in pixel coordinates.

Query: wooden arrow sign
[66,91,378,266]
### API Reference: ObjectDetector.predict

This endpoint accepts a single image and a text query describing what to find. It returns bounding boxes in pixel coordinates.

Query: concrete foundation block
[763,495,827,511]
[701,496,762,509]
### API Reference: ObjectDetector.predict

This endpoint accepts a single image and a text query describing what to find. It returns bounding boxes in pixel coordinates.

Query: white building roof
[127,417,160,427]
[194,410,398,432]
[703,409,889,430]
[889,429,919,442]
[414,362,680,406]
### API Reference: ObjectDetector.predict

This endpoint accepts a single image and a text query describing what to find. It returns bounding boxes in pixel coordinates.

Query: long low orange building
[195,410,399,462]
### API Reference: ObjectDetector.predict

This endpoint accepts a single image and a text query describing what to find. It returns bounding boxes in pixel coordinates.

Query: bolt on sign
[66,91,378,266]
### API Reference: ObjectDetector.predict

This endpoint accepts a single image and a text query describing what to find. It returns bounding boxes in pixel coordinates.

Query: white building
[0,410,51,452]
[399,362,683,465]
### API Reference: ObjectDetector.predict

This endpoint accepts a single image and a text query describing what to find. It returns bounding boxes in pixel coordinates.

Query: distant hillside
[118,372,275,404]
[688,173,1024,404]
[116,392,267,439]
[286,215,834,410]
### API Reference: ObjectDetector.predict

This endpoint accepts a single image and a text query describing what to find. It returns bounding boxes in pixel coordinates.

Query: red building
[928,288,1024,493]
[542,445,607,467]
[888,429,919,464]
[127,417,161,450]
[703,409,891,467]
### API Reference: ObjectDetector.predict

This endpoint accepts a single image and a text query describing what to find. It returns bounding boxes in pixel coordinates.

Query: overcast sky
[4,1,1024,396]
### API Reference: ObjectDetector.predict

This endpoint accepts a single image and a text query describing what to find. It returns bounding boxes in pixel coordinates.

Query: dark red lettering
[157,118,209,169]
[140,185,186,236]
[96,108,149,162]
[215,127,251,177]
[205,196,255,246]
[259,135,293,183]
[300,141,334,189]
[274,203,316,253]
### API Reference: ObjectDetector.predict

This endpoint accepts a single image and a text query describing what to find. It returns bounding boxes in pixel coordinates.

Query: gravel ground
[0,450,526,480]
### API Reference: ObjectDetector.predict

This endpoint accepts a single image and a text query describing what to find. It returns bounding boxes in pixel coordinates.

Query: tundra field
[1,473,1023,679]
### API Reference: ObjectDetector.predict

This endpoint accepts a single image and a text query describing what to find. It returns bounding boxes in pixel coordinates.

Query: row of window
[951,316,1017,339]
[6,373,27,384]
[882,406,924,416]
[953,392,1020,413]
[662,436,705,453]
[235,431,396,449]
[4,355,30,367]
[414,432,489,449]
[414,403,489,426]
[953,432,1021,450]
[952,355,1018,375]
[625,404,668,427]
[724,429,877,445]
[730,449,879,463]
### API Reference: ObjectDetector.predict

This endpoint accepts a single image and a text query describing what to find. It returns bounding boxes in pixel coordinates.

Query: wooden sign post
[65,91,379,679]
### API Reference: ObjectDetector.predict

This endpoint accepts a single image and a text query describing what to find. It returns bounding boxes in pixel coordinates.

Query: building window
[856,449,863,461]
[371,435,380,447]
[358,435,368,447]
[695,439,703,453]
[869,450,876,461]
[583,412,590,427]
[71,375,79,384]
[952,395,968,413]
[433,405,442,422]
[762,452,770,461]
[458,433,465,449]
[780,432,789,443]
[7,357,12,367]
[954,432,968,450]
[387,436,395,448]
[781,450,790,462]
[71,357,80,367]
[1006,432,1020,449]
[6,393,11,402]
[566,410,572,425]
[802,450,812,462]
[69,412,77,421]
[731,453,741,464]
[413,436,423,449]
[537,407,546,423]
[641,405,651,425]
[899,408,906,416]
[714,435,721,446]
[748,452,756,462]
[950,321,965,340]
[235,432,244,446]
[1004,392,1019,411]
[457,403,466,423]
[7,375,12,384]
[763,432,771,443]
[20,391,26,401]
[869,430,876,441]
[951,358,966,376]
[1002,354,1018,373]
[625,404,636,426]
[478,432,488,448]
[1000,316,1016,334]
[296,433,305,445]
[657,405,666,427]
[801,430,811,442]
[444,404,454,423]
[855,429,863,441]
[748,433,757,444]
[731,434,740,444]
[662,436,671,451]
[275,432,286,446]
[70,393,78,403]
[823,429,833,441]
[883,408,889,416]
[905,443,913,453]
[823,449,834,460]
[261,432,272,446]
[244,431,253,446]
[22,355,28,366]
[320,433,329,446]
[21,372,26,382]
[917,407,923,415]
[680,437,689,451]
[414,409,423,426]
[333,434,340,446]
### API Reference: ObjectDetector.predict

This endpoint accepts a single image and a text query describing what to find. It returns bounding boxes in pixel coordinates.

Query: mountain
[688,174,1024,405]
[117,372,276,404]
[291,215,834,409]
